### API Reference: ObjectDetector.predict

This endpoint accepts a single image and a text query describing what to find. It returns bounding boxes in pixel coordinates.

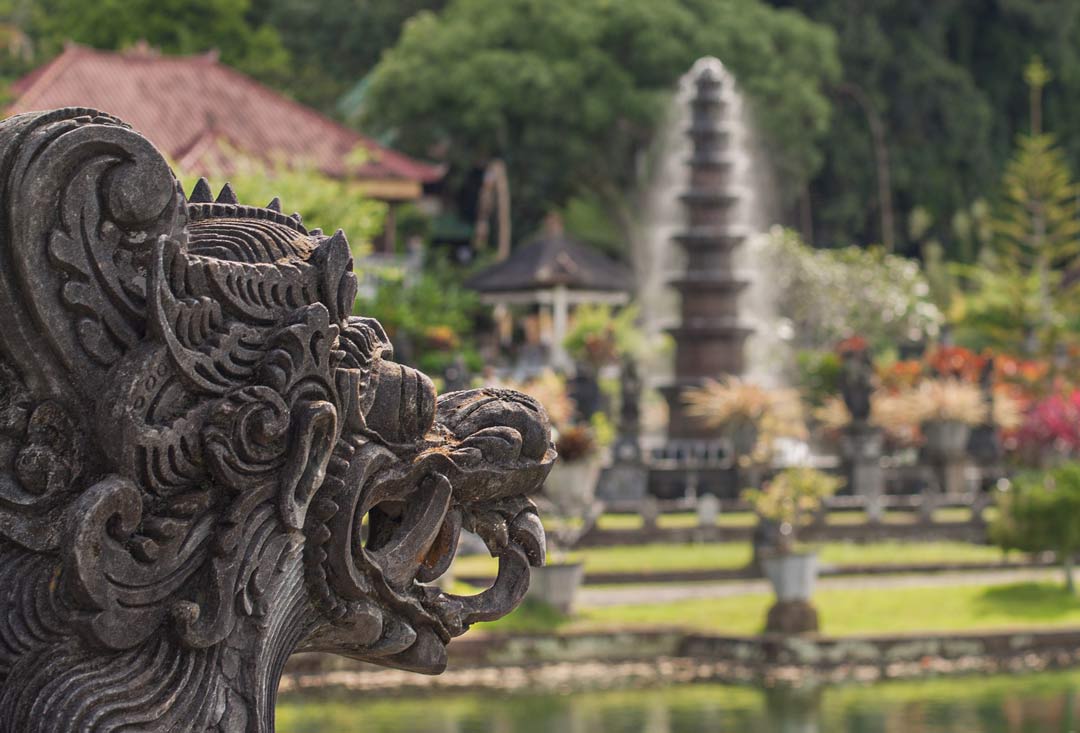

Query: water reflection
[277,669,1080,733]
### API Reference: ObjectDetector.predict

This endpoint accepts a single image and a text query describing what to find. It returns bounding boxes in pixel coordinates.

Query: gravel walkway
[578,567,1061,608]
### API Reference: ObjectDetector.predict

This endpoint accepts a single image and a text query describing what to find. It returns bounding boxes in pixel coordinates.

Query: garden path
[578,568,1060,608]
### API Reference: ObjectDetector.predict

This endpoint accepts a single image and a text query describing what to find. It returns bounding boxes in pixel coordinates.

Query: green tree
[766,0,1080,255]
[250,0,447,111]
[992,134,1080,305]
[363,0,838,246]
[355,264,483,376]
[950,58,1080,355]
[762,228,942,353]
[993,463,1080,593]
[30,0,290,84]
[948,257,1062,353]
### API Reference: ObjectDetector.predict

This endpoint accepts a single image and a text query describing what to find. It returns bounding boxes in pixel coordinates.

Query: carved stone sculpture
[0,108,553,732]
[839,346,884,520]
[839,348,875,424]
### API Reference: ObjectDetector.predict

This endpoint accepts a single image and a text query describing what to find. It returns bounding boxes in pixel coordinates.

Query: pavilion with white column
[465,217,632,372]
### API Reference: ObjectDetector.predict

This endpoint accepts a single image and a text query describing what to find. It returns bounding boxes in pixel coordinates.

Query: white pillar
[552,285,570,371]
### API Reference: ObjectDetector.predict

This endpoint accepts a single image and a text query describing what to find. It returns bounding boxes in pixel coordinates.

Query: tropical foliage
[993,462,1080,592]
[562,304,643,369]
[354,263,483,376]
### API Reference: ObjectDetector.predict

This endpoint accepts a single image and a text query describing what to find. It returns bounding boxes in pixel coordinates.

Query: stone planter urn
[543,457,602,515]
[762,550,818,602]
[526,561,585,614]
[921,419,971,460]
[722,416,759,457]
[762,550,820,634]
[921,419,972,497]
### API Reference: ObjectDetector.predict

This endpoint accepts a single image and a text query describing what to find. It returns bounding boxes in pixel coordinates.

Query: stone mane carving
[0,108,553,732]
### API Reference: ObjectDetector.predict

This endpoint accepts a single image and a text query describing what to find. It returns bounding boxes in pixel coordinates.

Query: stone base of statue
[765,600,819,634]
[841,422,885,522]
[929,459,968,497]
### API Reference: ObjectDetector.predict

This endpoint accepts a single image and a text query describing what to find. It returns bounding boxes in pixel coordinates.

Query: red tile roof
[9,44,442,195]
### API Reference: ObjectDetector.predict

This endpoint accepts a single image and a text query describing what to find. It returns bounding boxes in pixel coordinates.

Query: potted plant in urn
[525,423,606,613]
[743,467,843,633]
[683,377,806,462]
[904,378,988,496]
[488,370,605,613]
[911,378,987,454]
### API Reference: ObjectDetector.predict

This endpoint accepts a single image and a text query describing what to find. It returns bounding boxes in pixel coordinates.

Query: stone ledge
[283,627,1080,693]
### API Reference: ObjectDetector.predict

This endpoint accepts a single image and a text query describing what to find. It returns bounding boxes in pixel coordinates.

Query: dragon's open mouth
[365,480,546,635]
[302,389,554,674]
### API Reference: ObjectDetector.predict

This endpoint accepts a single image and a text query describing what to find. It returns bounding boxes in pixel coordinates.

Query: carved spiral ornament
[0,108,554,732]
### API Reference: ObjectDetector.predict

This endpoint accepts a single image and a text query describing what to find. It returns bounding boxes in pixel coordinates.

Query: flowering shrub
[1012,390,1080,460]
[423,324,459,351]
[562,304,643,369]
[743,468,843,549]
[763,228,943,352]
[995,355,1051,393]
[926,346,986,382]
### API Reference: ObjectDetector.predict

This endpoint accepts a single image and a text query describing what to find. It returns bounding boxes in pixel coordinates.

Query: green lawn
[452,540,1012,578]
[577,580,1080,636]
[478,579,1080,637]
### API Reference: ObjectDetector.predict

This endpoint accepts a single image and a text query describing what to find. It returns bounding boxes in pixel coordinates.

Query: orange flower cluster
[925,346,987,382]
[835,335,868,354]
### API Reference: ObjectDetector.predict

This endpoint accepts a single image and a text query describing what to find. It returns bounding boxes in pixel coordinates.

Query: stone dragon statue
[0,108,553,732]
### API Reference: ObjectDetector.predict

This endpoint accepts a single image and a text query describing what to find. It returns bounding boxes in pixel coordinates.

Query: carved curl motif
[0,109,554,732]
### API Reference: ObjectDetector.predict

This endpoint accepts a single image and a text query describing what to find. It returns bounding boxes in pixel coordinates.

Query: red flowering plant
[926,346,986,382]
[835,335,868,354]
[995,354,1051,397]
[1011,389,1080,465]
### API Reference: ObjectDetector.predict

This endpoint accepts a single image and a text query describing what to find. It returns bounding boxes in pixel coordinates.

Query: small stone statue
[619,358,642,431]
[967,356,1001,465]
[613,356,642,462]
[839,347,875,424]
[838,344,884,520]
[0,109,553,732]
[567,364,603,421]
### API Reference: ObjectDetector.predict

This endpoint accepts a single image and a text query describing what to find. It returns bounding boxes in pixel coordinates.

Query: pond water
[278,669,1080,732]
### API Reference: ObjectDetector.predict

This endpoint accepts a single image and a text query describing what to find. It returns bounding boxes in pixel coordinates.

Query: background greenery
[6,0,1077,262]
[10,0,1080,358]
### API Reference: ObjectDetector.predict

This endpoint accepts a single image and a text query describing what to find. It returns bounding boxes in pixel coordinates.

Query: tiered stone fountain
[650,59,754,499]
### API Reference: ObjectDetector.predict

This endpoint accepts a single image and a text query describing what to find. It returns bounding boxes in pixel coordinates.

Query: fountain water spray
[632,57,802,492]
